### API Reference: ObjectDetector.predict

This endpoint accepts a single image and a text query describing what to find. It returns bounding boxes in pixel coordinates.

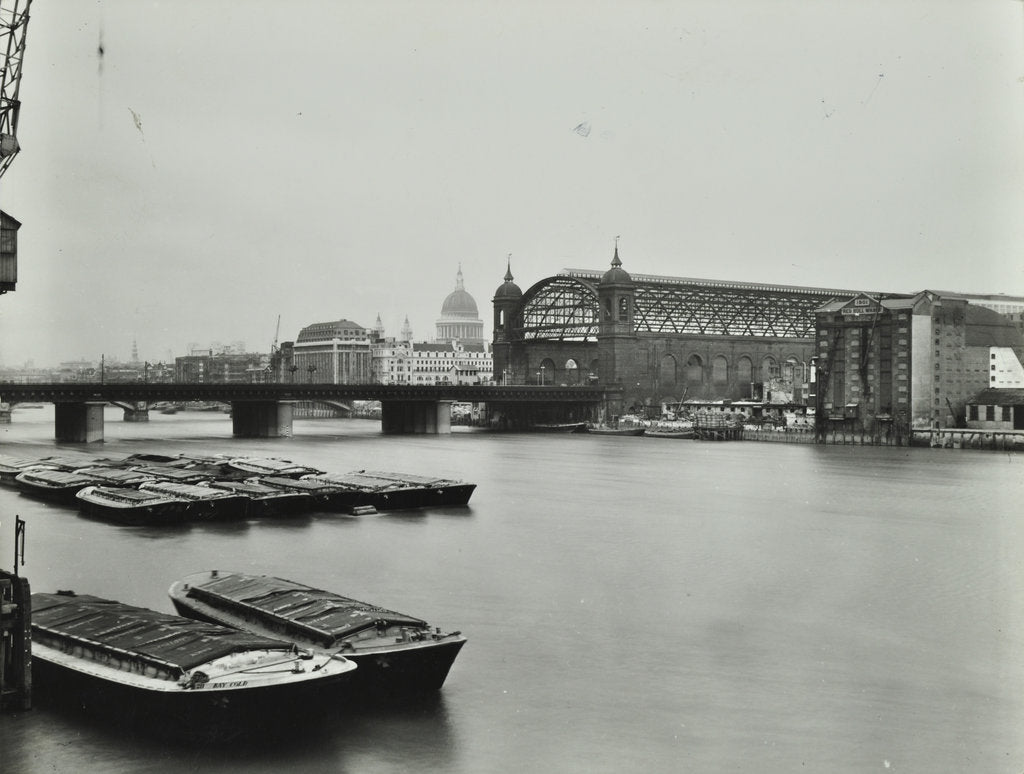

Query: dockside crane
[0,0,32,297]
[0,0,32,180]
[268,315,282,381]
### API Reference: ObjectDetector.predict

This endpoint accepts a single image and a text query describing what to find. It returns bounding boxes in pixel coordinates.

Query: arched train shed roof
[511,268,882,342]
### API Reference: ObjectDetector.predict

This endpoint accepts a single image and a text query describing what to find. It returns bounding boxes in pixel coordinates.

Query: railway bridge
[0,382,602,442]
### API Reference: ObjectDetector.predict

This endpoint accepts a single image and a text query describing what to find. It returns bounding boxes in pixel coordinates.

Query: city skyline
[1,1,1022,367]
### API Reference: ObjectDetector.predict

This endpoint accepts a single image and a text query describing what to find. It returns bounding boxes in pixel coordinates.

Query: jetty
[1,517,31,712]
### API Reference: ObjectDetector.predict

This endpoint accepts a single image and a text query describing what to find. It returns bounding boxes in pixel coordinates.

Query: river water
[1,406,1022,773]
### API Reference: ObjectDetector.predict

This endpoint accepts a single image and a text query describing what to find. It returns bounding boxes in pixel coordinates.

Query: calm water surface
[1,407,1022,773]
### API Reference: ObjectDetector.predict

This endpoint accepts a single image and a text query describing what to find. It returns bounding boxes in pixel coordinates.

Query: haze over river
[2,406,1022,773]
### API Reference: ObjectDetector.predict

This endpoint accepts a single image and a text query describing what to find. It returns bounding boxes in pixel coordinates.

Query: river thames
[1,406,1022,773]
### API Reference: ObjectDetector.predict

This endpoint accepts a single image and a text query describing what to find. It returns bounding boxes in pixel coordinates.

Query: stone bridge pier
[380,401,453,434]
[54,402,107,443]
[114,401,150,422]
[231,401,294,438]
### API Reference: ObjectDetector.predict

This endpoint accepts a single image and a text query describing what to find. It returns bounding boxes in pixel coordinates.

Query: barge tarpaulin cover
[185,573,428,648]
[31,592,290,677]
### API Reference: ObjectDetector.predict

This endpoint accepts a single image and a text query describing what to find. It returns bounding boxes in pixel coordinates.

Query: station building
[492,247,868,418]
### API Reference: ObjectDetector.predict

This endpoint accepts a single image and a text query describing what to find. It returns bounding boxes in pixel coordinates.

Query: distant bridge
[0,382,604,442]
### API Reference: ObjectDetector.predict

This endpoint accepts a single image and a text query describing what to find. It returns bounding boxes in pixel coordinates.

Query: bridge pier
[231,401,294,438]
[121,401,150,422]
[380,401,452,434]
[54,401,106,443]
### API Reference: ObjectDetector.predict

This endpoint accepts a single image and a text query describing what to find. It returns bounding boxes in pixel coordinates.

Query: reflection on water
[1,407,1023,773]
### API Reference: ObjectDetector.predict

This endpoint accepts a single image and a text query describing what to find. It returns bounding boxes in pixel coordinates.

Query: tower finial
[504,253,514,282]
[456,263,464,290]
[612,235,621,267]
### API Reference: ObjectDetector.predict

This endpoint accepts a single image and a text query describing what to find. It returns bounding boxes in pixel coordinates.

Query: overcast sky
[1,1,1022,367]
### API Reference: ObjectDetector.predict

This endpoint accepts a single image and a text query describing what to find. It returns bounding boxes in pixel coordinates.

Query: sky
[1,0,1022,367]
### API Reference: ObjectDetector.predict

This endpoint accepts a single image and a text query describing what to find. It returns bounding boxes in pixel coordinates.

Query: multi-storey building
[373,339,492,385]
[813,291,1024,433]
[290,319,372,384]
[175,349,269,383]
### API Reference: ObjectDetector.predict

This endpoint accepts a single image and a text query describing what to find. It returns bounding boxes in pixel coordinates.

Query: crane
[268,315,281,381]
[0,0,32,180]
[1,0,32,296]
[270,314,281,354]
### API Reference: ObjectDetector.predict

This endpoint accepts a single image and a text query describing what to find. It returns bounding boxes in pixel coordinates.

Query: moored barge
[301,470,477,511]
[226,457,324,478]
[30,591,357,740]
[76,485,191,525]
[169,570,466,696]
[139,481,250,520]
[13,469,100,503]
[202,479,312,518]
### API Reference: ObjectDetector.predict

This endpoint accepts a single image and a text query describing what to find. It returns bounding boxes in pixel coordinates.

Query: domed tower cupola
[436,264,485,345]
[598,238,635,335]
[492,255,523,345]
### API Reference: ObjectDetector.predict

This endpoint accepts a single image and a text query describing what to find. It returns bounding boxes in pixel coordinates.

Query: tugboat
[169,570,466,696]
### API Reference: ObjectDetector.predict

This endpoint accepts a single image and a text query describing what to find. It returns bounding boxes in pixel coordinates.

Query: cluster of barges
[0,452,476,524]
[31,570,467,740]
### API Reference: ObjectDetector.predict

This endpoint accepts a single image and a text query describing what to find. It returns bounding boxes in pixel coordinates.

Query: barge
[75,485,191,525]
[30,591,357,740]
[13,469,100,503]
[168,570,466,696]
[202,479,312,518]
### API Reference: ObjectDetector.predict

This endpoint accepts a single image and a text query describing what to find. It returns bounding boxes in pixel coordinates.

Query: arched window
[604,298,613,321]
[712,355,728,383]
[618,297,629,321]
[565,359,580,384]
[737,356,752,384]
[659,354,677,386]
[685,354,704,384]
[761,356,778,383]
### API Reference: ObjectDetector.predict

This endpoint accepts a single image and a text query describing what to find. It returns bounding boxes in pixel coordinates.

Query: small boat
[586,425,646,436]
[226,457,324,478]
[13,469,100,503]
[168,570,466,696]
[305,471,476,511]
[139,481,250,520]
[75,485,191,525]
[202,479,312,518]
[30,590,357,741]
[530,422,588,433]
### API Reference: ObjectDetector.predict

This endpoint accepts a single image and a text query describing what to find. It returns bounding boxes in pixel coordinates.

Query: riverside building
[813,291,1024,435]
